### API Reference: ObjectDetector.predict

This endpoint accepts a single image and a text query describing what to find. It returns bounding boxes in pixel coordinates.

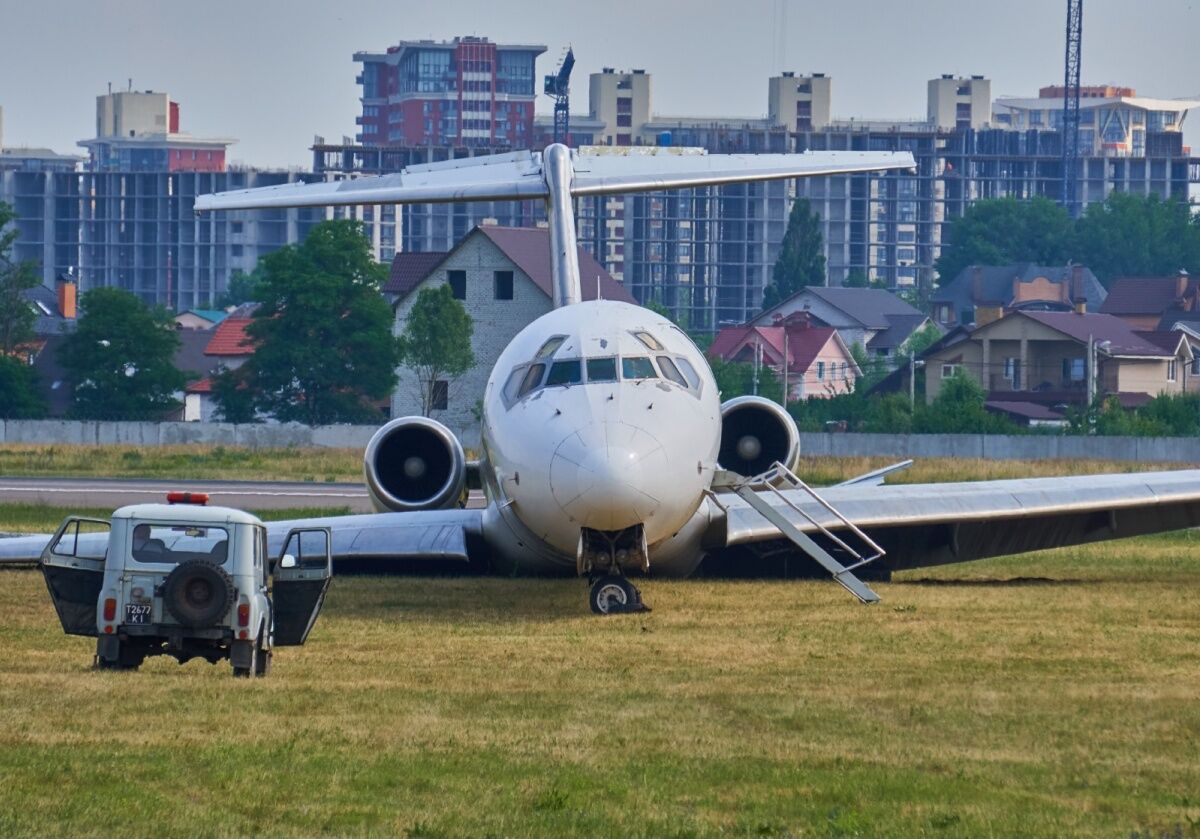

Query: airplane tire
[589,575,639,614]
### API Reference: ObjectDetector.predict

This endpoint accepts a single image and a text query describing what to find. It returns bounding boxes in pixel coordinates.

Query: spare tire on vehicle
[162,560,235,628]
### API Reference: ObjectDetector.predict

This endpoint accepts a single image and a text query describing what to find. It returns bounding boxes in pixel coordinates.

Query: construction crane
[544,48,575,145]
[1061,0,1083,216]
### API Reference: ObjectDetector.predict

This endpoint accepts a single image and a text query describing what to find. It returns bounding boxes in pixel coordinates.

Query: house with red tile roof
[390,224,634,440]
[708,313,860,401]
[922,309,1194,418]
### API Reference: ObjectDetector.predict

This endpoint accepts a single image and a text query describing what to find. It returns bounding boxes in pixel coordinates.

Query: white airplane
[6,144,1200,614]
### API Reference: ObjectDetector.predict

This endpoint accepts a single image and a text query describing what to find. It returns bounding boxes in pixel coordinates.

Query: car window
[622,356,658,380]
[131,524,230,566]
[546,359,582,386]
[516,363,546,398]
[586,357,618,383]
[656,356,688,387]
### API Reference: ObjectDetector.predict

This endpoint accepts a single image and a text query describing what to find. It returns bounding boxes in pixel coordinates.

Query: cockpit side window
[503,367,526,401]
[622,356,658,380]
[656,356,688,388]
[536,336,567,359]
[516,363,546,398]
[632,331,665,351]
[546,359,583,386]
[586,357,618,383]
[675,357,702,390]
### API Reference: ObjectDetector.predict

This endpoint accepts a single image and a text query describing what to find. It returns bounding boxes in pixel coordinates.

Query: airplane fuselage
[478,299,722,576]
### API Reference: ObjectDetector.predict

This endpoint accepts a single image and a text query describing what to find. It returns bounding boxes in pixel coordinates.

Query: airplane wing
[0,509,483,569]
[570,150,915,195]
[194,148,915,212]
[711,470,1200,572]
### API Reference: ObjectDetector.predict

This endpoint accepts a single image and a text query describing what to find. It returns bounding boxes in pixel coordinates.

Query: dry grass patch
[1,534,1198,837]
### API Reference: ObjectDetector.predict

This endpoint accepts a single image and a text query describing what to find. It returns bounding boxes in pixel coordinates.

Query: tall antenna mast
[544,48,575,145]
[1061,0,1083,216]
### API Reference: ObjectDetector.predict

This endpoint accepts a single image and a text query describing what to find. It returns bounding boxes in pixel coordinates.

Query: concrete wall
[3,420,1200,463]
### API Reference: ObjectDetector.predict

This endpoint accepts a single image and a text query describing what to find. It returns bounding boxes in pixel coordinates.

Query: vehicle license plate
[125,604,152,625]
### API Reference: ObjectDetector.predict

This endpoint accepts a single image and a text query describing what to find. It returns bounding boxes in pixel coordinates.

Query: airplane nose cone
[550,423,664,531]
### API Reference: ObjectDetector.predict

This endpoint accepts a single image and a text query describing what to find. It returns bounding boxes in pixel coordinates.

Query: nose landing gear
[588,574,650,614]
[578,525,652,615]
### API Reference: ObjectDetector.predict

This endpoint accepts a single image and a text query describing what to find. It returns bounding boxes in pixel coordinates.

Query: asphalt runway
[0,477,490,513]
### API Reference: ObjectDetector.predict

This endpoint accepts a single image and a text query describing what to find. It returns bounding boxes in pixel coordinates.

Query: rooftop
[203,317,255,357]
[1099,275,1197,316]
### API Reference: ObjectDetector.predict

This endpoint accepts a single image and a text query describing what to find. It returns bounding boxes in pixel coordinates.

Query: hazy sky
[2,0,1197,168]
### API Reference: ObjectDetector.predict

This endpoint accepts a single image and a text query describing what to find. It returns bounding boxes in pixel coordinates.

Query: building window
[1062,357,1086,383]
[941,363,959,378]
[494,270,514,300]
[432,380,448,411]
[448,270,466,300]
[616,134,632,146]
[1167,360,1177,382]
[616,113,632,127]
[816,361,825,380]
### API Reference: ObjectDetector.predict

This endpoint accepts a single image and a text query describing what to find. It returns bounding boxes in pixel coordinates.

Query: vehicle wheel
[162,560,235,629]
[589,575,639,614]
[94,639,142,671]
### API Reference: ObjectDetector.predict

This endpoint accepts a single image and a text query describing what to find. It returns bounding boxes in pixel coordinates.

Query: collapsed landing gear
[588,575,649,615]
[579,525,652,615]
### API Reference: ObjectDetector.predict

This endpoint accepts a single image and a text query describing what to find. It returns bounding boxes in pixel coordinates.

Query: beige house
[924,310,1192,413]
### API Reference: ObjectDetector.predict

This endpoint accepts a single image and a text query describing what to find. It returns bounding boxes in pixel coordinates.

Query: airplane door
[271,528,332,646]
[40,517,110,637]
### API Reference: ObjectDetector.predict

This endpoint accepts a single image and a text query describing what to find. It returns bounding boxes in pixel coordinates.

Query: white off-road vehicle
[39,493,332,677]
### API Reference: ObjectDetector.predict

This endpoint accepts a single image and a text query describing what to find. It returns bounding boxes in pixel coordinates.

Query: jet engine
[363,417,468,512]
[717,396,800,478]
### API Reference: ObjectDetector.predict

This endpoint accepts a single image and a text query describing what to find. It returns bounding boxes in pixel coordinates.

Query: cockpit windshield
[545,359,583,386]
[586,357,618,382]
[622,356,658,380]
[504,350,700,407]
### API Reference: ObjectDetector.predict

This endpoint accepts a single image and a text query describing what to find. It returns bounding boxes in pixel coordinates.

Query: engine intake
[364,417,467,512]
[717,396,800,478]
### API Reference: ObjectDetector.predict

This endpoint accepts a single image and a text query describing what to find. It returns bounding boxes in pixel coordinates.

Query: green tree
[1074,192,1200,286]
[58,287,184,419]
[218,267,263,309]
[762,198,825,309]
[843,270,870,288]
[0,201,39,355]
[934,197,1075,286]
[709,356,783,403]
[0,355,45,418]
[241,220,399,425]
[211,366,259,424]
[396,284,475,417]
[914,372,1017,434]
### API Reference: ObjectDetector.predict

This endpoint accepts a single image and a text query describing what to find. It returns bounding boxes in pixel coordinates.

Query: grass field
[1,441,1194,486]
[1,531,1198,836]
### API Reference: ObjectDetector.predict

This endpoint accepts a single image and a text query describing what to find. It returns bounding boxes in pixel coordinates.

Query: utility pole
[909,353,916,410]
[1087,333,1096,404]
[781,329,789,408]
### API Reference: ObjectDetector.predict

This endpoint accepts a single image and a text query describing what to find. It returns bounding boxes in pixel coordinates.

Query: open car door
[40,517,110,637]
[272,527,332,646]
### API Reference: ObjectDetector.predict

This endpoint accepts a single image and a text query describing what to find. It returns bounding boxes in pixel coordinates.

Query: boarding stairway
[710,462,886,604]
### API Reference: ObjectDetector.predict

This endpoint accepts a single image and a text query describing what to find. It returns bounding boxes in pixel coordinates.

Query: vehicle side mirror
[280,554,297,569]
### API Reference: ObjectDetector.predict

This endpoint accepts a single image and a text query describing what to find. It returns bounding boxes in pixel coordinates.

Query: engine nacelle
[717,396,800,478]
[363,417,467,512]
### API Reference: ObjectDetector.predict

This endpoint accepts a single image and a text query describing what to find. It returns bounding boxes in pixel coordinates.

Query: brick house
[388,224,633,443]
